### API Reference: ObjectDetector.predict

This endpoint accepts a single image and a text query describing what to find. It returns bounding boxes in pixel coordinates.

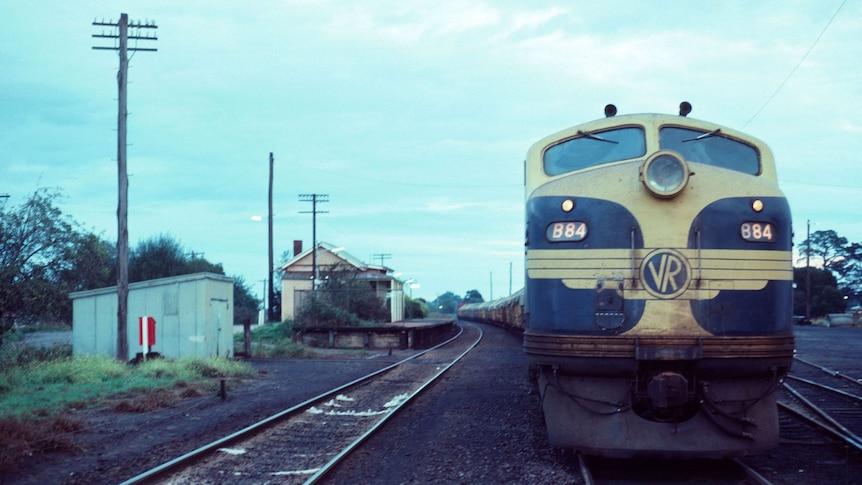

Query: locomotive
[460,103,794,458]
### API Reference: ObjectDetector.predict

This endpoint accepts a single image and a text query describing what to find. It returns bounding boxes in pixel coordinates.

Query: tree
[404,296,429,319]
[793,267,846,318]
[233,276,261,326]
[799,229,862,306]
[59,232,116,293]
[432,291,462,314]
[129,234,191,282]
[328,265,389,324]
[295,263,389,326]
[0,189,76,345]
[463,289,484,304]
[799,230,848,271]
[128,234,227,282]
[841,242,862,302]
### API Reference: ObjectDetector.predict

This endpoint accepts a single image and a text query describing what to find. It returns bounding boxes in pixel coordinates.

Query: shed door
[210,298,229,357]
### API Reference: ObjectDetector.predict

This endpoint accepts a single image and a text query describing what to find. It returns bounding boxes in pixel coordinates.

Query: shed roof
[69,272,234,300]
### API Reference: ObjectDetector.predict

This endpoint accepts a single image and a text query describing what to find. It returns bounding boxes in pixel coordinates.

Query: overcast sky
[2,1,860,303]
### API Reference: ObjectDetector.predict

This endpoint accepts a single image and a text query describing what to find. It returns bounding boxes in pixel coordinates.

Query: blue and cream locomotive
[521,103,793,457]
[524,103,794,457]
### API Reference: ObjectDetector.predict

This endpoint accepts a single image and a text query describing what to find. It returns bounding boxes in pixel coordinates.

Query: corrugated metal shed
[69,272,234,360]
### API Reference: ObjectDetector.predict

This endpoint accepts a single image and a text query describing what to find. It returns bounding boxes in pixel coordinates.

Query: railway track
[118,322,483,485]
[569,351,862,485]
[575,453,774,484]
[777,356,862,451]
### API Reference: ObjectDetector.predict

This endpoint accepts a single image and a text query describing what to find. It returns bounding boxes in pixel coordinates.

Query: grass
[0,321,309,467]
[0,341,252,468]
[0,353,251,420]
[234,320,309,358]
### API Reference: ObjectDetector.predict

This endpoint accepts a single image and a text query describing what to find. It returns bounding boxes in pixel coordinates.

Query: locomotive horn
[604,104,617,117]
[679,101,692,117]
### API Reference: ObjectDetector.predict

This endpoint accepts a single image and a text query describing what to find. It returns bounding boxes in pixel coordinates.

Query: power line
[742,0,847,129]
[292,161,521,188]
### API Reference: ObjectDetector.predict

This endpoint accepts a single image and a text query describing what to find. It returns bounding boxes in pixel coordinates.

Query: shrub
[296,296,359,327]
[405,297,429,319]
[233,320,309,358]
[0,342,72,372]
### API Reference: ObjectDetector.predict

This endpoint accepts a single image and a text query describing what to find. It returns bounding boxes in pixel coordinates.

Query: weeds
[0,354,249,420]
[0,342,72,372]
[0,415,83,468]
[0,324,300,469]
[234,320,308,357]
[0,346,253,468]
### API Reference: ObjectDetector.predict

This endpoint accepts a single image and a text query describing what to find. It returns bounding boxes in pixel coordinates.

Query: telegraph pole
[268,153,276,322]
[806,219,811,323]
[299,194,329,290]
[93,14,157,361]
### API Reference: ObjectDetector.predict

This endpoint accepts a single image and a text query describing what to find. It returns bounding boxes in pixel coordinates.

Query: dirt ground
[1,353,403,485]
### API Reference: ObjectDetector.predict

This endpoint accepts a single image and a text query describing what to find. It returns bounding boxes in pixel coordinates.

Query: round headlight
[641,151,690,198]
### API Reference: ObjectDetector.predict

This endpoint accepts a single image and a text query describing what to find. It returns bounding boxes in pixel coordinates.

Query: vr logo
[641,249,691,299]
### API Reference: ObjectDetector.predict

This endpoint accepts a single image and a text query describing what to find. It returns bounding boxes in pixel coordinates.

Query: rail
[119,323,481,484]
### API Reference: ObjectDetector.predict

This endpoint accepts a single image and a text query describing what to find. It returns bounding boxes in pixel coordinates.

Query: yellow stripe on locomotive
[527,248,792,300]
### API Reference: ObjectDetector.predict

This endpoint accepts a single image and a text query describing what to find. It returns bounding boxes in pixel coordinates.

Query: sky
[2,1,861,304]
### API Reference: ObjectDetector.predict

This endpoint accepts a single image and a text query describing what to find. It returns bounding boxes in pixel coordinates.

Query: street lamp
[403,279,420,298]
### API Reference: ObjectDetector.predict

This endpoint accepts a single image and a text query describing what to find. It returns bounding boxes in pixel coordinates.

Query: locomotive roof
[525,111,778,192]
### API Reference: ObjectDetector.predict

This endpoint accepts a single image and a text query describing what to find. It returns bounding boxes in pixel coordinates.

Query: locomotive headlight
[641,151,690,199]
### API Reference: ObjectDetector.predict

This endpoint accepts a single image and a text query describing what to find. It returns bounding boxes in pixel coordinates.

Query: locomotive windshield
[660,126,760,175]
[544,126,646,176]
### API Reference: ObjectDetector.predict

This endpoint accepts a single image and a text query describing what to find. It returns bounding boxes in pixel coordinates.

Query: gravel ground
[3,324,862,484]
[324,324,862,484]
[322,321,580,484]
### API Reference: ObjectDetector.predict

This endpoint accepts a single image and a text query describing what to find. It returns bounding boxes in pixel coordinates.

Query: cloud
[2,1,860,301]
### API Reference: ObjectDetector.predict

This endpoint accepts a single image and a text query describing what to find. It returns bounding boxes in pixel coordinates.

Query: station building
[279,241,404,323]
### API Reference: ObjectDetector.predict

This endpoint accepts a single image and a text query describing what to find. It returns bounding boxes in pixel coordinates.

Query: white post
[142,315,149,362]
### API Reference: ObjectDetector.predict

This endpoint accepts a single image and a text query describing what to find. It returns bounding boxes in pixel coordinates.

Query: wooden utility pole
[93,14,157,360]
[299,194,329,290]
[268,153,276,322]
[806,219,812,323]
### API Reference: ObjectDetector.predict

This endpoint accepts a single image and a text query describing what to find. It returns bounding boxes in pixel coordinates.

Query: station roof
[279,241,392,276]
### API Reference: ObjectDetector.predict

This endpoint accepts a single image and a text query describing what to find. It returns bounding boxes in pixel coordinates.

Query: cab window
[660,126,760,175]
[543,126,646,176]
